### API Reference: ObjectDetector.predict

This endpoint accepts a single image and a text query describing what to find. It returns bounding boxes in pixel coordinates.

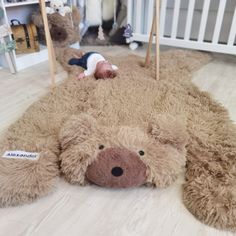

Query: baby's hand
[77,72,86,80]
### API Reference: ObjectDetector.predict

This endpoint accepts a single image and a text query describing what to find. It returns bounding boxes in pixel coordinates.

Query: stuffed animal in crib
[46,0,71,17]
[32,6,80,47]
[68,52,118,80]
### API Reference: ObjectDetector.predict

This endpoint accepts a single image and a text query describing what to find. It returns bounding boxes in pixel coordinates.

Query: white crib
[127,0,236,55]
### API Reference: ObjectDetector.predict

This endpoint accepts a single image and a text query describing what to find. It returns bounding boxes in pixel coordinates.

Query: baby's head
[94,61,117,79]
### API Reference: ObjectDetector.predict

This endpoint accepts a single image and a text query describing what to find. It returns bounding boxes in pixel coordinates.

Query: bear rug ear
[59,113,98,150]
[148,114,188,151]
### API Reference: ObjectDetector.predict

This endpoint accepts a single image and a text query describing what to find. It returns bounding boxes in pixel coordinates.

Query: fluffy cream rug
[0,49,236,232]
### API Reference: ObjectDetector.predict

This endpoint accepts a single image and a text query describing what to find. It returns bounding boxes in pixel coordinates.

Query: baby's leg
[68,57,84,66]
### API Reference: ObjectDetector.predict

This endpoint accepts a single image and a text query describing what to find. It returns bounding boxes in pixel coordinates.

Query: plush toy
[84,0,117,43]
[31,6,80,47]
[85,0,116,26]
[1,49,236,232]
[46,0,71,17]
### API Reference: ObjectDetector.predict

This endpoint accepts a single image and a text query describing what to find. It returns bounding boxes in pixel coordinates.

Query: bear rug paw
[183,175,236,231]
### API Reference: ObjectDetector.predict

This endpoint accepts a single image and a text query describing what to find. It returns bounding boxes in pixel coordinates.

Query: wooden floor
[0,46,236,236]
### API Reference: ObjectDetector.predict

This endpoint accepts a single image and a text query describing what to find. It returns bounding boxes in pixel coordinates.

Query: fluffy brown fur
[31,7,80,47]
[0,49,236,232]
[59,114,187,187]
[55,47,84,72]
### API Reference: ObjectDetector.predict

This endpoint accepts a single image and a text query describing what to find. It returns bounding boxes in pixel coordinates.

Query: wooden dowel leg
[50,38,57,71]
[145,11,156,67]
[155,0,160,80]
[39,0,56,88]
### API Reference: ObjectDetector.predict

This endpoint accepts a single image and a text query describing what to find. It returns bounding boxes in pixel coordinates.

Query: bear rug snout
[85,147,147,188]
[50,25,68,42]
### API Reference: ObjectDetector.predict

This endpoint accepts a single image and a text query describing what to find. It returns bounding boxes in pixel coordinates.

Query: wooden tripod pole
[155,0,160,80]
[144,11,155,67]
[144,0,160,80]
[39,0,56,88]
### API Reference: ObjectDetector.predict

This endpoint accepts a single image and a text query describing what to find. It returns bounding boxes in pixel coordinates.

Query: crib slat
[198,0,211,42]
[184,0,195,40]
[160,0,167,37]
[147,0,154,34]
[171,0,181,38]
[135,0,142,34]
[212,0,226,44]
[127,0,133,26]
[228,6,236,46]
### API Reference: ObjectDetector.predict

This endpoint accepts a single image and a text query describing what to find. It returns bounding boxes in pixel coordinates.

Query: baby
[68,52,118,80]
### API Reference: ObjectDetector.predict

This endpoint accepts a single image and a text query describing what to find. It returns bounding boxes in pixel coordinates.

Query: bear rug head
[59,114,187,188]
[0,50,236,232]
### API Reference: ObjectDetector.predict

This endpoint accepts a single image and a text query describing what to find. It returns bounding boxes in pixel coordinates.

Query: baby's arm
[77,69,93,80]
[77,64,96,80]
[77,72,86,80]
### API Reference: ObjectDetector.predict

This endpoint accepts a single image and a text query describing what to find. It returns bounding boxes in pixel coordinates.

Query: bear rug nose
[50,26,68,42]
[85,148,147,188]
[111,167,123,177]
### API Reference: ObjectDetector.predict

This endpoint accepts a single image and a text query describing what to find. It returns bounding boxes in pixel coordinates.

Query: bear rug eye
[98,145,105,150]
[138,150,145,156]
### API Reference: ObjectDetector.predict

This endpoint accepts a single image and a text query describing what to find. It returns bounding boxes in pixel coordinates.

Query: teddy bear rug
[0,49,236,232]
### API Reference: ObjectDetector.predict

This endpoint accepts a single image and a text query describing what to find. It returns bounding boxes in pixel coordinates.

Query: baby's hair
[94,69,117,79]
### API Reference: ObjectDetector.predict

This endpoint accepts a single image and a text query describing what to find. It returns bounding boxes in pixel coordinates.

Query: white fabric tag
[2,150,40,161]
